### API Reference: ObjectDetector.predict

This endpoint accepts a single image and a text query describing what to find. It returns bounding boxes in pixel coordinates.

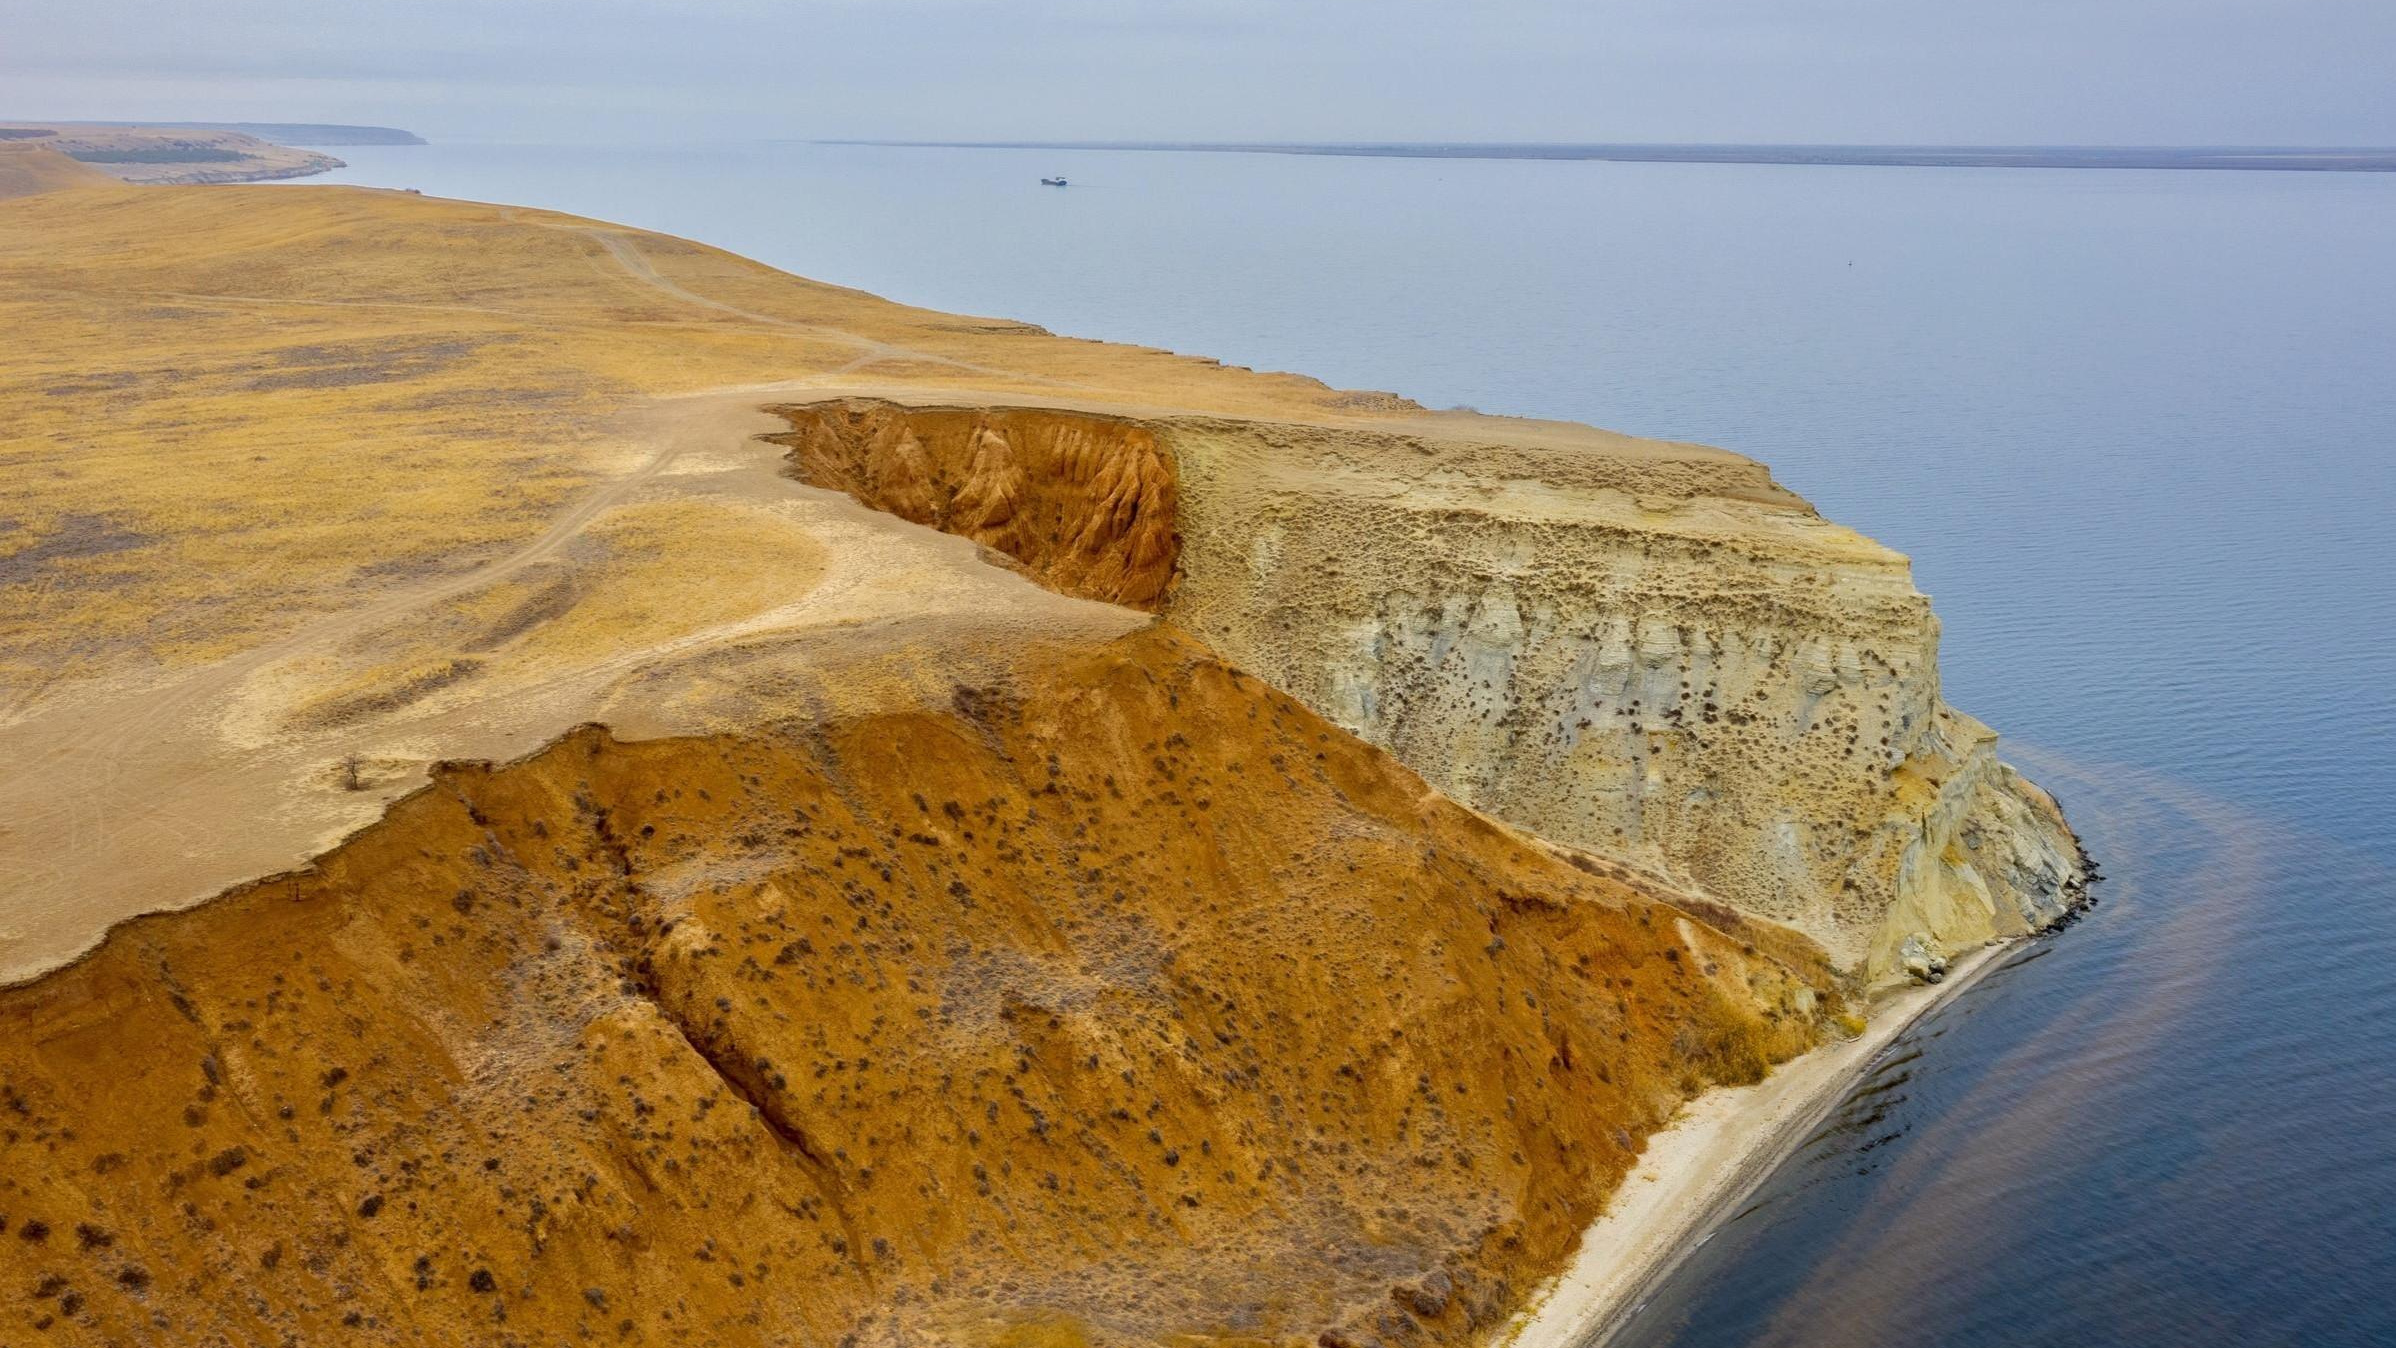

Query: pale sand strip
[1502,941,2013,1348]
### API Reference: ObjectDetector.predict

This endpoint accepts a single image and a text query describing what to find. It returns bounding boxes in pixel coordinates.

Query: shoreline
[1502,940,2016,1348]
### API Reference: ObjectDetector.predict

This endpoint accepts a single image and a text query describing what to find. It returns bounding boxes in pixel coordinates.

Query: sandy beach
[1503,941,2015,1348]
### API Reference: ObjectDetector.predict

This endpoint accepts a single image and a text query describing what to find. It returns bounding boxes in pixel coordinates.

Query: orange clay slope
[0,627,1835,1348]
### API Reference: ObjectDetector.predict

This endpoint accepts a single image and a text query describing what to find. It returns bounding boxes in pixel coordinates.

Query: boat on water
[1040,176,1069,187]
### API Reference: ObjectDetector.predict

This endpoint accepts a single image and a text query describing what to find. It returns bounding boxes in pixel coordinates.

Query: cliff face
[0,631,1830,1348]
[770,401,1179,609]
[779,404,2084,979]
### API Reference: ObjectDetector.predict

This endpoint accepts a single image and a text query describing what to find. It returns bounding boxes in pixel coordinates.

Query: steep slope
[0,631,1832,1348]
[773,403,2085,978]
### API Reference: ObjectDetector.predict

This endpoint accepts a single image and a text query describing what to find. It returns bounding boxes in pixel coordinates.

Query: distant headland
[0,121,421,184]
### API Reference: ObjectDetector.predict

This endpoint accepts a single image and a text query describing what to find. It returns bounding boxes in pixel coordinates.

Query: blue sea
[305,141,2396,1347]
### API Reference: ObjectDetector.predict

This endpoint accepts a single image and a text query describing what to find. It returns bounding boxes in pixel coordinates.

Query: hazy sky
[6,0,2393,145]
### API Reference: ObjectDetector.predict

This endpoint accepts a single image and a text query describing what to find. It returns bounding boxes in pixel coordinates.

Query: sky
[5,0,2394,146]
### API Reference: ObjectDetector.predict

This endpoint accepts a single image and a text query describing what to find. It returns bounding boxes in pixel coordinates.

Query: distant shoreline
[47,121,425,147]
[0,122,421,186]
[822,140,2396,173]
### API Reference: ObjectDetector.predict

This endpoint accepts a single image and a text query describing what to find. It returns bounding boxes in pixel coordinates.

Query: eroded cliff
[776,403,2084,979]
[771,401,1178,609]
[0,631,1831,1348]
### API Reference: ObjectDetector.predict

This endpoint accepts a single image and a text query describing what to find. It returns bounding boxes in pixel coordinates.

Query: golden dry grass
[0,146,1418,979]
[0,143,1741,701]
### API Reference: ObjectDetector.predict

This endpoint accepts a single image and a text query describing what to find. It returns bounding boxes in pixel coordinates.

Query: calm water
[308,143,2396,1346]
